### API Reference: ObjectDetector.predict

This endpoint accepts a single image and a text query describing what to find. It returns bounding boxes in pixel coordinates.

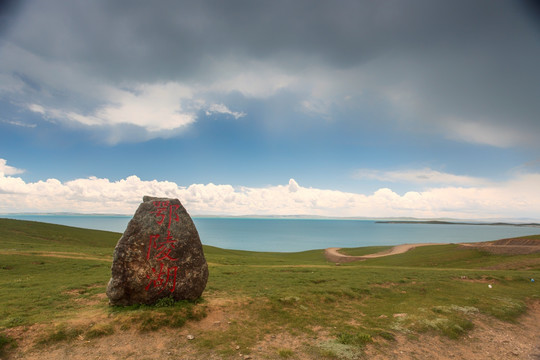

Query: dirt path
[0,250,110,262]
[325,243,445,263]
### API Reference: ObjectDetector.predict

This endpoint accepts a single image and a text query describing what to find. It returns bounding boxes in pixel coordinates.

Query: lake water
[1,214,539,252]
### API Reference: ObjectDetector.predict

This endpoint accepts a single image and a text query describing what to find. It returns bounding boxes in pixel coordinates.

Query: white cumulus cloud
[0,159,25,176]
[205,103,246,119]
[26,82,202,143]
[0,159,539,220]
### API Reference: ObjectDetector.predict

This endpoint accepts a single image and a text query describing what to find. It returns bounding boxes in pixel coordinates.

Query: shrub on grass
[4,316,24,327]
[432,305,479,315]
[86,323,114,339]
[488,297,526,321]
[441,318,474,339]
[136,312,165,332]
[318,340,363,360]
[418,316,474,339]
[278,296,301,305]
[37,324,84,345]
[154,296,176,308]
[336,332,373,347]
[378,331,395,341]
[277,348,294,358]
[124,300,207,332]
[0,333,16,356]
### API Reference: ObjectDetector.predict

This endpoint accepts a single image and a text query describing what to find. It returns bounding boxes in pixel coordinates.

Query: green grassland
[0,218,539,358]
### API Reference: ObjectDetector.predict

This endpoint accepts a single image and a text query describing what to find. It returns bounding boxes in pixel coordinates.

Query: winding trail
[0,250,110,262]
[324,243,445,263]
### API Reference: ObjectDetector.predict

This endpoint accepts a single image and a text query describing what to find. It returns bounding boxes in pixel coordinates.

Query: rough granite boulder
[106,196,208,305]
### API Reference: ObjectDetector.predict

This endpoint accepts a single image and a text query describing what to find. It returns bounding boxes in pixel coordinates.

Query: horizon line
[1,212,539,223]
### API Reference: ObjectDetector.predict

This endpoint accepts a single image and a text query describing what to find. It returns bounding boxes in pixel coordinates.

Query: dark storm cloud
[6,0,533,78]
[2,0,540,146]
[0,0,25,36]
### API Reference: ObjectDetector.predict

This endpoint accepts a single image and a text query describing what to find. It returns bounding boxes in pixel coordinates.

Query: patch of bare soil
[489,238,540,247]
[7,327,196,360]
[4,299,540,360]
[363,300,540,360]
[460,238,540,255]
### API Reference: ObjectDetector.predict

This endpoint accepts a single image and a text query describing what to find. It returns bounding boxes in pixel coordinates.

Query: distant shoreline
[376,220,540,227]
[1,213,539,224]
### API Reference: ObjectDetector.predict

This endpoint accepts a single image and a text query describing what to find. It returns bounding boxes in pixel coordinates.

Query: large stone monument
[107,196,208,305]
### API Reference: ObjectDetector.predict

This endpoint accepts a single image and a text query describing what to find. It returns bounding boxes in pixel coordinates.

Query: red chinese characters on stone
[145,201,181,293]
[151,201,180,229]
[146,233,178,261]
[145,263,179,292]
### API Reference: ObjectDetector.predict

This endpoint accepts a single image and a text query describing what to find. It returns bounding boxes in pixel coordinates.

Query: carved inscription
[145,201,180,293]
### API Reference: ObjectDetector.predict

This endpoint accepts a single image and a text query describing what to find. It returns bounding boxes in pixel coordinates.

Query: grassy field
[0,218,539,359]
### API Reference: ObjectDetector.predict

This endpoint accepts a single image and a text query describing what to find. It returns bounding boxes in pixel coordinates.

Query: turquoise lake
[1,214,539,252]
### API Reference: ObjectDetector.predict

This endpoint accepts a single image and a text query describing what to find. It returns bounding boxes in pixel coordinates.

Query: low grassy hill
[0,218,539,359]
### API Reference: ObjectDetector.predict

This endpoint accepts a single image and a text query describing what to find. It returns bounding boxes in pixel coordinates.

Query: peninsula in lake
[376,220,540,227]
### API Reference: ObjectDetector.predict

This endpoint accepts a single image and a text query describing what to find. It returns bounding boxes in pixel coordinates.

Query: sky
[1,0,540,220]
